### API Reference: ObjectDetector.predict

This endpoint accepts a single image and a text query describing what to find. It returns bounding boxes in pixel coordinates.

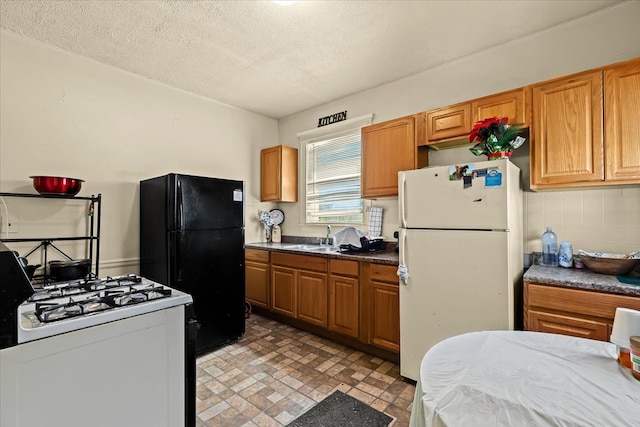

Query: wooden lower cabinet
[249,249,400,359]
[370,281,400,352]
[524,282,640,341]
[364,263,400,353]
[245,249,270,309]
[527,309,609,341]
[297,270,328,327]
[270,252,328,325]
[271,266,297,317]
[329,259,359,338]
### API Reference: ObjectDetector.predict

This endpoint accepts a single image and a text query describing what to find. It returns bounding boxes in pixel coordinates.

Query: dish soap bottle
[542,227,559,267]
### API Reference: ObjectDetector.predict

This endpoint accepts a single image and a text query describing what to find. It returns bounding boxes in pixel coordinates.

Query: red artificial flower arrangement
[469,116,525,157]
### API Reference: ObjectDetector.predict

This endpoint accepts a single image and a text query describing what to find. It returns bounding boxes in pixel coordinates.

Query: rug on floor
[286,390,393,427]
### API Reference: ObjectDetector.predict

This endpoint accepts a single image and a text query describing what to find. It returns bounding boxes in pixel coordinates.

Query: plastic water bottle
[542,227,559,267]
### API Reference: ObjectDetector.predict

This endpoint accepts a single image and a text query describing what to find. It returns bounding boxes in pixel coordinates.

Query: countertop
[523,265,640,297]
[245,242,399,266]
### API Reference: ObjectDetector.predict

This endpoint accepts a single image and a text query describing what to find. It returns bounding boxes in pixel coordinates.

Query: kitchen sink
[281,244,339,253]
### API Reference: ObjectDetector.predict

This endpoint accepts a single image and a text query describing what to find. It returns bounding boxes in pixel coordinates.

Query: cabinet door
[297,271,328,327]
[531,70,604,188]
[271,266,297,317]
[527,309,609,341]
[245,261,269,308]
[604,58,640,182]
[370,281,400,352]
[361,115,417,198]
[425,103,471,142]
[260,145,298,202]
[329,275,359,337]
[471,87,530,127]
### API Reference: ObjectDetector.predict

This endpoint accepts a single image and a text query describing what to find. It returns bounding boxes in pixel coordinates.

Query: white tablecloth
[410,331,640,427]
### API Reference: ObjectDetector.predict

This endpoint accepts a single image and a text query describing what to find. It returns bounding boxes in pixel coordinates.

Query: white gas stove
[0,244,197,427]
[18,273,193,343]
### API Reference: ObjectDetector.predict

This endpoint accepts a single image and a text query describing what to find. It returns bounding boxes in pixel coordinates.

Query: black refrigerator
[140,173,245,355]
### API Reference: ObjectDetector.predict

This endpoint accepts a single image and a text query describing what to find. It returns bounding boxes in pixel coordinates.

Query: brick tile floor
[196,314,415,427]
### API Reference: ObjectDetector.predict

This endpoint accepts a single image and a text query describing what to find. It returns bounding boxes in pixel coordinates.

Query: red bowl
[30,176,84,196]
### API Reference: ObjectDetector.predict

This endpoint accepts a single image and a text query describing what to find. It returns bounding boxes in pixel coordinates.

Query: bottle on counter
[541,227,559,267]
[559,241,573,268]
[272,225,282,243]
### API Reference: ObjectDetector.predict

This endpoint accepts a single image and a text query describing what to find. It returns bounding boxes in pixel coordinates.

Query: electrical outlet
[1,215,18,233]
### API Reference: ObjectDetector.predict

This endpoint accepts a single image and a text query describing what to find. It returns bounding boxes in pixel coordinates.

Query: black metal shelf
[0,193,102,278]
[0,192,99,201]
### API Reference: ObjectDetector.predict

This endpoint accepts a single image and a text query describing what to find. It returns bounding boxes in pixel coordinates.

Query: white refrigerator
[398,159,523,381]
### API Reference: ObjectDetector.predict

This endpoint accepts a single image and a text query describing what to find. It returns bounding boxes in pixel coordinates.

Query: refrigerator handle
[399,172,406,228]
[176,178,184,230]
[169,233,183,284]
[398,229,408,285]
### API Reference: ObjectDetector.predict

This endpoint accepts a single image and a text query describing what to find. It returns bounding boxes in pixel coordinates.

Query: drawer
[245,248,270,263]
[370,263,398,284]
[271,252,328,272]
[329,259,359,277]
[525,282,640,320]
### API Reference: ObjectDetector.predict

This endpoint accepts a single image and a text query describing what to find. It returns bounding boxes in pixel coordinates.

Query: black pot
[49,259,92,281]
[23,264,42,280]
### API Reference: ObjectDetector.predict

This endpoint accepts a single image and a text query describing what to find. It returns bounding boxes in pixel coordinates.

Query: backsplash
[524,187,640,255]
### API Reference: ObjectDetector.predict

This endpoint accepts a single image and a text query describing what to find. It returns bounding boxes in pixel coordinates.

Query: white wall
[277,1,640,255]
[0,30,278,276]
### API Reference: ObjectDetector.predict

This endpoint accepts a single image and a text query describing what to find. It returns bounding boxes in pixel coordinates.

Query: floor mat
[286,390,393,427]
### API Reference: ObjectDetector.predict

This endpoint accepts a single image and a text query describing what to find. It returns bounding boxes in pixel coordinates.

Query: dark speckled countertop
[245,242,399,266]
[523,265,640,297]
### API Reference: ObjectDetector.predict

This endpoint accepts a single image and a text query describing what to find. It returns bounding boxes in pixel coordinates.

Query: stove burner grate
[33,283,172,323]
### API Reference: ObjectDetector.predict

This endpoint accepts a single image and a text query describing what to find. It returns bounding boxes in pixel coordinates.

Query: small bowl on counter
[578,250,640,276]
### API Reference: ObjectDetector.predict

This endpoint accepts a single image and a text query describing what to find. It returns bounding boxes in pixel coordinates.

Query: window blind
[305,132,363,224]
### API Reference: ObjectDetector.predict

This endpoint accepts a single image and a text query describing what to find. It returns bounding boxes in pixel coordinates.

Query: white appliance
[398,159,523,381]
[0,243,198,427]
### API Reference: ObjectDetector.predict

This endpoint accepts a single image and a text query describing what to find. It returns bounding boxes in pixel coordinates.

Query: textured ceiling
[0,0,622,119]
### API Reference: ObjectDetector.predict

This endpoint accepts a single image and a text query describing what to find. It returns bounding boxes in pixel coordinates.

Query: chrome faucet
[325,225,332,246]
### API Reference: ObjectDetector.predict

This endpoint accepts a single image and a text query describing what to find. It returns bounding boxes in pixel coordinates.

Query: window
[298,114,373,225]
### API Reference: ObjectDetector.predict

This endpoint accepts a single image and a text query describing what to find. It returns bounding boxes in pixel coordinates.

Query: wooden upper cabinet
[471,87,531,127]
[260,145,298,202]
[530,70,604,189]
[604,58,640,182]
[361,114,424,199]
[425,103,471,142]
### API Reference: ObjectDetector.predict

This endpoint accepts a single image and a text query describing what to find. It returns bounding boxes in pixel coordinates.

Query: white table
[410,331,640,427]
